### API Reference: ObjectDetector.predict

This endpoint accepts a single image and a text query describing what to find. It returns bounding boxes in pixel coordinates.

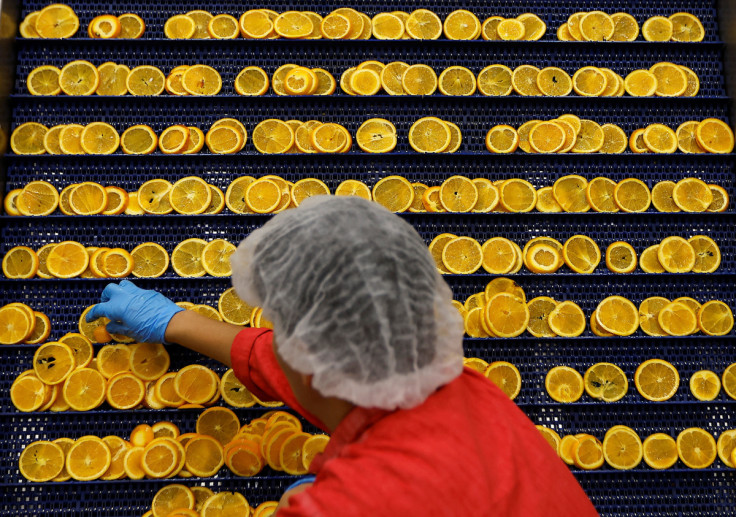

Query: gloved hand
[86,280,183,344]
[285,476,316,491]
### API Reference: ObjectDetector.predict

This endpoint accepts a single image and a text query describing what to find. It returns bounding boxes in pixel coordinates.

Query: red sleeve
[230,328,327,432]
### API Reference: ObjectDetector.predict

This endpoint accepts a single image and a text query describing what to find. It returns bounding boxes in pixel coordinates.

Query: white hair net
[230,195,464,410]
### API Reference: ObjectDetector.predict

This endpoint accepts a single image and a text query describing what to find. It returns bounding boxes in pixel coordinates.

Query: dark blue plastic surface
[3,0,736,515]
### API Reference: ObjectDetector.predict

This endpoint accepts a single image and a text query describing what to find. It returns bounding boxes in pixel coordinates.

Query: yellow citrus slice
[171,238,207,277]
[442,236,483,275]
[545,366,584,403]
[201,239,236,277]
[673,177,713,212]
[677,428,716,469]
[585,177,618,212]
[658,301,698,336]
[562,235,600,274]
[405,9,442,40]
[657,236,695,273]
[573,67,607,97]
[118,13,145,38]
[643,433,678,470]
[651,181,680,212]
[497,18,525,40]
[19,441,65,482]
[438,66,476,96]
[408,117,451,153]
[499,179,536,212]
[138,178,174,214]
[696,118,735,154]
[698,300,734,336]
[571,120,605,153]
[688,235,721,273]
[689,370,721,401]
[642,16,674,41]
[484,293,529,338]
[439,175,478,212]
[126,65,166,96]
[11,122,48,155]
[638,297,669,336]
[511,65,542,96]
[35,4,80,38]
[484,361,522,400]
[169,176,212,215]
[605,241,637,273]
[635,359,679,401]
[603,426,642,470]
[477,64,513,96]
[547,301,586,337]
[580,11,614,41]
[595,296,638,336]
[669,13,705,42]
[485,125,519,154]
[584,363,628,402]
[611,12,639,41]
[526,297,558,338]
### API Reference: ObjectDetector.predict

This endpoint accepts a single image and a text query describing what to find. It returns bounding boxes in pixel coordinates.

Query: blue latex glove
[285,476,316,492]
[86,280,183,344]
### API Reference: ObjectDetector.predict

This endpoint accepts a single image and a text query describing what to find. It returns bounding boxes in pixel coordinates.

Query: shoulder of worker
[279,369,599,517]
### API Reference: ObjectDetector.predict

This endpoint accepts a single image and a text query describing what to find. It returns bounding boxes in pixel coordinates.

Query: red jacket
[231,328,599,517]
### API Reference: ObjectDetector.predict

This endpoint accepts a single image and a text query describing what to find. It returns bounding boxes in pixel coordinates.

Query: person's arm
[164,310,242,366]
[86,280,241,365]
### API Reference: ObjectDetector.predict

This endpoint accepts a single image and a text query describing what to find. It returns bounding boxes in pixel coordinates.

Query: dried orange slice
[614,178,651,212]
[484,293,529,338]
[669,13,705,42]
[696,118,735,154]
[67,436,112,481]
[484,361,522,400]
[573,67,607,97]
[584,363,628,402]
[511,65,542,96]
[677,428,716,469]
[477,64,513,96]
[485,125,519,154]
[408,117,451,153]
[19,441,65,482]
[118,13,145,38]
[642,16,673,41]
[545,366,584,403]
[547,301,586,337]
[2,246,39,279]
[603,426,642,470]
[405,9,441,40]
[643,433,678,469]
[698,300,734,336]
[634,359,680,402]
[596,296,639,336]
[126,65,166,96]
[35,4,79,38]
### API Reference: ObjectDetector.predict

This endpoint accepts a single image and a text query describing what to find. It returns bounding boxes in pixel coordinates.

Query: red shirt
[231,328,599,517]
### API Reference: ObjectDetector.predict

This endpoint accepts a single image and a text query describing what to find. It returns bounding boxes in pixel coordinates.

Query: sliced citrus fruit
[677,428,716,469]
[635,359,679,401]
[584,363,628,402]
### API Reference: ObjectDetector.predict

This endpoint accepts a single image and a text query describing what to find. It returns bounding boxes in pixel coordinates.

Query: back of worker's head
[231,195,464,410]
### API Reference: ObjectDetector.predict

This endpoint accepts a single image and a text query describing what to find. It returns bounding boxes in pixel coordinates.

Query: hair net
[230,195,464,410]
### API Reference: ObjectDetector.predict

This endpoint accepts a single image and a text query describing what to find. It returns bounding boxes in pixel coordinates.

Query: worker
[87,196,599,516]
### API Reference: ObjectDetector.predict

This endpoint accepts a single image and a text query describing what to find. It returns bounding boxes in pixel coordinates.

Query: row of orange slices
[146,484,278,517]
[536,425,734,471]
[431,233,721,276]
[4,175,728,218]
[456,278,734,338]
[19,408,330,483]
[18,5,706,42]
[10,335,270,413]
[25,60,701,98]
[11,116,734,156]
[0,288,265,344]
[557,12,704,42]
[1,231,720,282]
[466,356,736,404]
[488,118,735,154]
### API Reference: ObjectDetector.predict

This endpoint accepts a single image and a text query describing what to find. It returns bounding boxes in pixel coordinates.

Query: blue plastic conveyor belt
[1,0,735,515]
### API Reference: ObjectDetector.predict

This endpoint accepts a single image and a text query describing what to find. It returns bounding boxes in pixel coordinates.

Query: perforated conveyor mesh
[2,0,736,515]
